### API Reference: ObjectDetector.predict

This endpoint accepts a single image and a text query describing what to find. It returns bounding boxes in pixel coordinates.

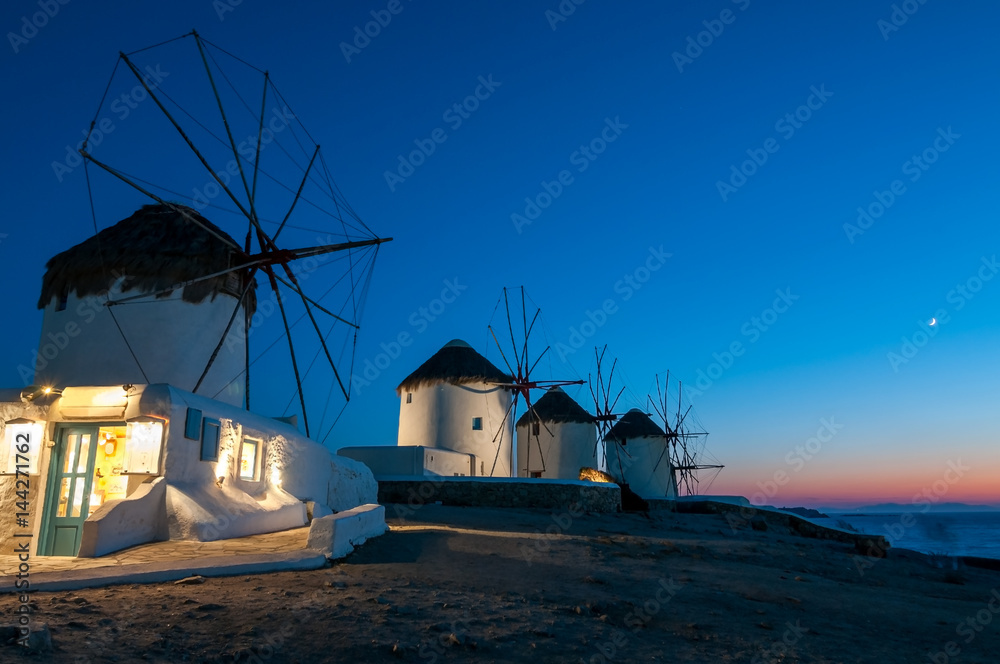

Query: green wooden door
[40,427,99,556]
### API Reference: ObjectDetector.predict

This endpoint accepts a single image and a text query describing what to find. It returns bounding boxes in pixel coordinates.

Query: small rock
[196,603,226,612]
[174,576,206,585]
[447,633,463,646]
[23,622,53,652]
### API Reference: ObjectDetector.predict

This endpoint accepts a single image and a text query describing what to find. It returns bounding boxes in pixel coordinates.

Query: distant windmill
[485,287,583,476]
[647,372,724,496]
[587,345,629,479]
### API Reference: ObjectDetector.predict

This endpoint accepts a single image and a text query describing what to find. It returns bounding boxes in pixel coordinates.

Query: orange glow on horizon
[709,467,1000,508]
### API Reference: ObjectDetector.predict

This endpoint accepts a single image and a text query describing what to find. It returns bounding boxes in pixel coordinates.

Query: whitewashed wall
[515,420,598,480]
[0,382,379,557]
[35,280,247,407]
[397,381,513,477]
[618,436,678,500]
[339,445,475,477]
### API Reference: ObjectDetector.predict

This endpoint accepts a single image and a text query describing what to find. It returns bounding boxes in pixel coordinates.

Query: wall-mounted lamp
[21,385,62,402]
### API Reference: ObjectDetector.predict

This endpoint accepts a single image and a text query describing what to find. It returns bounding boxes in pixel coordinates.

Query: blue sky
[2,0,998,507]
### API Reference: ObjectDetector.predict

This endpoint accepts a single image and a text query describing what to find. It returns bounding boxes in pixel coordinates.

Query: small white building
[604,408,678,500]
[515,386,599,479]
[0,204,378,558]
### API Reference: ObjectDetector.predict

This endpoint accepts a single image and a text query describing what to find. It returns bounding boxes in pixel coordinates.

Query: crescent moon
[929,317,937,326]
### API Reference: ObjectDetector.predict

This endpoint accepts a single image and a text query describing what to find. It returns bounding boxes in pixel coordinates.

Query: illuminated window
[472,417,483,431]
[123,419,163,474]
[240,438,260,481]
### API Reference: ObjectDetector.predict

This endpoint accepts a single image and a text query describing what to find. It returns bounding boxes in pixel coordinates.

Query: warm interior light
[215,447,232,484]
[124,419,164,474]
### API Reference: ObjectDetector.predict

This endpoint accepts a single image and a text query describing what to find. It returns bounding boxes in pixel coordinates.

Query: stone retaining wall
[377,477,620,513]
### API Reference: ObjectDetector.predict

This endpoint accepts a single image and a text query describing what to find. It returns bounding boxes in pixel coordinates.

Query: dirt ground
[5,504,999,663]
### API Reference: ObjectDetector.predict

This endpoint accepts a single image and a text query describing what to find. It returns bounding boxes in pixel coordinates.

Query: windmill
[485,287,583,477]
[647,372,724,496]
[74,31,391,444]
[587,345,629,479]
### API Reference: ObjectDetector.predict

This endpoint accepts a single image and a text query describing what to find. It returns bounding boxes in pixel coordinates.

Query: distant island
[823,502,1000,514]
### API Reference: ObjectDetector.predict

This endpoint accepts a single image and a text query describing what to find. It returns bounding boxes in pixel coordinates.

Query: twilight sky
[1,0,998,509]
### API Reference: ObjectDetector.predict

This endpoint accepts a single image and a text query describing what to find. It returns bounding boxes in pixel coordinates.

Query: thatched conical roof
[397,339,511,394]
[516,386,594,427]
[604,408,664,442]
[38,203,256,315]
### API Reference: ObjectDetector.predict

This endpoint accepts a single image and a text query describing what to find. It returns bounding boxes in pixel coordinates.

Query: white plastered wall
[618,435,678,500]
[34,280,247,407]
[515,420,598,479]
[397,381,513,477]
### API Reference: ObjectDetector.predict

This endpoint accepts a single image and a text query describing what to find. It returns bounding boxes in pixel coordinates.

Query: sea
[830,511,1000,560]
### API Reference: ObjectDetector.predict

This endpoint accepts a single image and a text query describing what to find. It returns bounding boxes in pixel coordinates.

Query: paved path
[0,527,326,592]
